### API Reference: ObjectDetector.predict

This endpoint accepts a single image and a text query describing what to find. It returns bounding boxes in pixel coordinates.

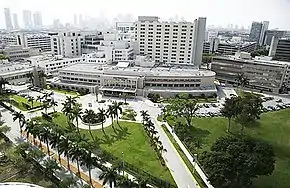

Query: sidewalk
[159,121,214,188]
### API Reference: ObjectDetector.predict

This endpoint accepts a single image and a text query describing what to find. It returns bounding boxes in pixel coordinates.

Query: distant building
[0,45,31,61]
[23,10,33,29]
[135,16,206,66]
[50,31,84,57]
[12,13,19,30]
[116,22,135,33]
[73,14,78,26]
[269,38,290,62]
[264,30,286,46]
[33,12,42,29]
[4,8,13,30]
[249,21,269,45]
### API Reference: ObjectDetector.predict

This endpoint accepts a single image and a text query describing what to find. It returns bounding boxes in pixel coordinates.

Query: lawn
[49,113,175,185]
[0,139,54,187]
[48,87,79,96]
[10,95,42,111]
[165,109,290,188]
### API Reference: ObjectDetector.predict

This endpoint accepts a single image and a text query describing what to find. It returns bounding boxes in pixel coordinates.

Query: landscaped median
[9,95,42,111]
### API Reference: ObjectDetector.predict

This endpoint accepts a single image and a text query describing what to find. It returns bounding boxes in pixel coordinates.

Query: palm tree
[12,111,25,134]
[0,120,11,137]
[62,96,77,124]
[27,96,34,108]
[59,175,78,188]
[71,103,83,134]
[117,175,136,188]
[107,105,116,131]
[0,77,9,94]
[50,100,58,112]
[49,125,64,163]
[42,100,50,115]
[25,119,36,143]
[99,167,119,188]
[69,133,89,176]
[113,101,122,125]
[134,176,150,188]
[80,142,96,185]
[36,95,43,102]
[83,109,96,140]
[140,110,149,124]
[38,122,53,156]
[43,159,61,178]
[26,72,34,86]
[59,136,72,170]
[97,108,107,134]
[121,93,129,104]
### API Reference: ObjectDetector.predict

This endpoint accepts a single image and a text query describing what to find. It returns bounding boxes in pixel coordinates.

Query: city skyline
[1,0,290,30]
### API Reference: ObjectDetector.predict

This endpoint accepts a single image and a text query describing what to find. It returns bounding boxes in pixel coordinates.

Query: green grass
[161,124,208,188]
[0,139,54,187]
[10,95,41,111]
[166,109,290,188]
[235,88,264,97]
[48,113,175,185]
[49,87,79,96]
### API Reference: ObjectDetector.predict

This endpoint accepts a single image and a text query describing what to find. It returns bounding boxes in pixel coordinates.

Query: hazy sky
[1,0,290,29]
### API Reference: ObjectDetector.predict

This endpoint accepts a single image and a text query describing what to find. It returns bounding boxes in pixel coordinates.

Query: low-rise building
[0,45,32,61]
[51,61,216,98]
[211,53,290,93]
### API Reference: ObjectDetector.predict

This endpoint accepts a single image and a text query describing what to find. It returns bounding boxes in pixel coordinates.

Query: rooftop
[61,63,215,77]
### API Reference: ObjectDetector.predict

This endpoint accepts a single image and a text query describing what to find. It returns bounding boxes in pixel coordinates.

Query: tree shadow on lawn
[101,127,131,146]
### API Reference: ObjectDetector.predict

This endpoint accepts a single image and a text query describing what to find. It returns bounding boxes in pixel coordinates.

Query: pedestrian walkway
[159,121,214,188]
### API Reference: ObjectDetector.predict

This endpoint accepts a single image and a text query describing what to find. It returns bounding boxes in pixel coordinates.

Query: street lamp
[122,151,124,176]
[193,154,198,174]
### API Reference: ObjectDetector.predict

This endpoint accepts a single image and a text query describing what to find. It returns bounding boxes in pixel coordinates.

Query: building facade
[23,10,33,29]
[269,38,290,62]
[4,8,13,31]
[33,12,42,29]
[51,62,216,98]
[135,16,206,66]
[50,31,83,57]
[211,54,290,93]
[13,14,19,30]
[0,45,31,61]
[263,30,286,46]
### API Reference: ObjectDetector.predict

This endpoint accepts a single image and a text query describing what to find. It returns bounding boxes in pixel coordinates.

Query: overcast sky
[1,0,290,29]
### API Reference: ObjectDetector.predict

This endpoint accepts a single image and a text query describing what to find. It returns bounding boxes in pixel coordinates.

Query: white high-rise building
[50,31,84,57]
[259,21,269,46]
[13,13,19,29]
[33,11,42,29]
[23,10,33,29]
[4,8,13,30]
[135,16,206,66]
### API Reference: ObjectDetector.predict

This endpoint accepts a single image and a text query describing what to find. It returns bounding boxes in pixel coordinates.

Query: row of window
[145,83,201,87]
[140,24,194,28]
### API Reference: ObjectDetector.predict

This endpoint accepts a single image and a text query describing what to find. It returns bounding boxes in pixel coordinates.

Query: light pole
[193,154,198,174]
[122,151,124,176]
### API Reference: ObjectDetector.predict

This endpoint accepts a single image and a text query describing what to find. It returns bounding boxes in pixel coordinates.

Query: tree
[199,136,275,188]
[0,120,10,138]
[220,97,241,132]
[50,100,58,112]
[26,72,34,86]
[38,123,52,156]
[121,93,129,104]
[12,111,25,134]
[59,136,72,170]
[83,109,96,140]
[71,103,83,134]
[97,108,107,134]
[236,73,249,88]
[27,96,34,108]
[140,110,150,124]
[43,159,61,178]
[59,175,78,188]
[112,101,122,125]
[107,105,116,130]
[166,98,199,127]
[236,93,263,132]
[0,77,9,94]
[38,70,47,89]
[99,167,119,188]
[134,176,150,188]
[49,124,64,163]
[80,142,96,185]
[117,175,136,188]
